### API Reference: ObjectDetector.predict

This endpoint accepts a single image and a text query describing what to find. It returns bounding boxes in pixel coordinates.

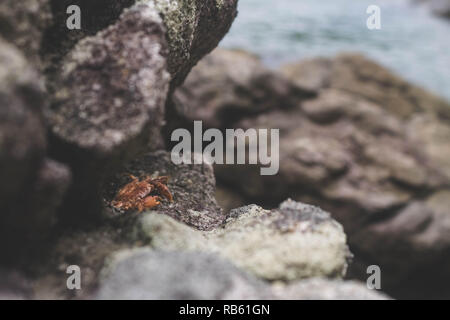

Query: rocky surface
[96,249,269,300]
[0,269,31,300]
[0,0,406,301]
[129,199,351,281]
[0,0,239,293]
[96,249,386,300]
[17,152,359,300]
[104,151,224,230]
[272,278,389,300]
[46,3,171,222]
[0,37,71,260]
[175,49,450,299]
[0,0,53,67]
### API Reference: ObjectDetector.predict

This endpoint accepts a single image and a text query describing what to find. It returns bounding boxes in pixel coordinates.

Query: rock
[415,0,450,18]
[212,200,351,281]
[0,37,66,259]
[0,269,30,300]
[129,199,351,282]
[152,0,239,88]
[25,159,72,234]
[96,249,269,300]
[104,150,224,230]
[48,7,168,222]
[96,249,389,300]
[44,1,238,222]
[429,0,450,17]
[0,0,52,67]
[43,1,136,71]
[282,53,450,120]
[170,48,315,130]
[174,49,450,298]
[44,0,239,86]
[272,278,390,300]
[215,186,246,214]
[0,38,46,208]
[280,57,332,92]
[46,3,170,222]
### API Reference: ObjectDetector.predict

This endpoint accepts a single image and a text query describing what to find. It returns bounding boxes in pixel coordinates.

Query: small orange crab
[111,174,173,212]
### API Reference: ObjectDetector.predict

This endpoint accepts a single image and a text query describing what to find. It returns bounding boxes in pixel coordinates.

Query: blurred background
[221,0,450,100]
[168,0,450,299]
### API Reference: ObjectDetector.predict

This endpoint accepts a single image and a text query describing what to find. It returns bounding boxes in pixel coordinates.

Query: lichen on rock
[129,199,351,282]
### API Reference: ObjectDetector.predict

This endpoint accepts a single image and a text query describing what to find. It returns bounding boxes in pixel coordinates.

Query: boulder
[129,199,351,282]
[96,249,269,300]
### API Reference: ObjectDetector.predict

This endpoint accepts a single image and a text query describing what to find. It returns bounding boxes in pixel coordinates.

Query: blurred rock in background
[174,48,450,299]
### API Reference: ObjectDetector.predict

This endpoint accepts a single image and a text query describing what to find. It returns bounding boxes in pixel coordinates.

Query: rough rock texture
[43,1,136,71]
[175,49,450,299]
[272,278,389,300]
[46,3,171,222]
[129,199,351,281]
[43,0,238,222]
[96,249,269,300]
[104,150,224,230]
[151,0,239,88]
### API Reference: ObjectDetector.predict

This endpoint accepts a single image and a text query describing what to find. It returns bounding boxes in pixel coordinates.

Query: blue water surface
[221,0,450,100]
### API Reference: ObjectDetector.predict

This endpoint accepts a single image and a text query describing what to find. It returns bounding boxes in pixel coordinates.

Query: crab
[111,174,173,212]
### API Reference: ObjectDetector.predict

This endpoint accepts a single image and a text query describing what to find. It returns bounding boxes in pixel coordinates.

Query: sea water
[221,0,450,100]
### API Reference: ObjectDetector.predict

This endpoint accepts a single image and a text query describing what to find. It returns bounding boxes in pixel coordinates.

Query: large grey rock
[129,199,351,282]
[151,0,239,88]
[96,249,269,300]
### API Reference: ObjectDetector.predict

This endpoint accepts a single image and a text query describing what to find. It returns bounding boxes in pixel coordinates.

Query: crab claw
[141,196,162,212]
[154,181,173,202]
